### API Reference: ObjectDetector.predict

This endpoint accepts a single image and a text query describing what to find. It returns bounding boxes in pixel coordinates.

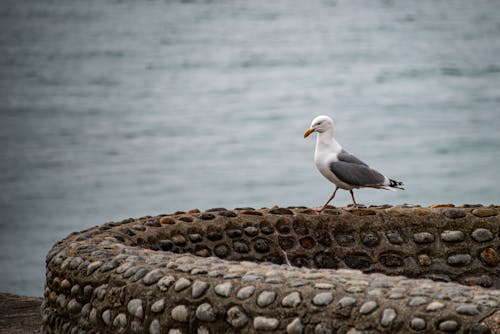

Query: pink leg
[313,187,339,212]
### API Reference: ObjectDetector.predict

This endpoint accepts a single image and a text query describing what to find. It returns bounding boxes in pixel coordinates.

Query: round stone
[214,245,229,258]
[67,299,82,314]
[149,319,160,334]
[315,323,332,334]
[444,209,466,219]
[312,292,333,306]
[86,261,102,275]
[151,299,165,313]
[113,313,127,328]
[456,304,480,315]
[408,297,427,306]
[257,290,277,307]
[127,299,143,319]
[480,248,499,266]
[253,316,279,330]
[102,309,111,325]
[196,303,216,322]
[233,241,249,253]
[89,308,98,324]
[287,318,304,334]
[174,278,191,292]
[439,320,459,332]
[472,228,494,243]
[143,269,164,285]
[386,231,403,244]
[426,301,445,312]
[410,317,426,331]
[237,286,256,300]
[171,305,188,322]
[254,238,271,253]
[157,275,175,292]
[244,226,259,236]
[315,283,334,290]
[362,232,379,247]
[60,279,71,290]
[282,291,302,307]
[418,254,432,266]
[447,254,472,266]
[359,301,378,315]
[413,232,434,243]
[441,230,465,242]
[215,282,233,297]
[337,296,356,308]
[472,208,498,217]
[226,306,248,328]
[381,308,397,327]
[192,280,209,298]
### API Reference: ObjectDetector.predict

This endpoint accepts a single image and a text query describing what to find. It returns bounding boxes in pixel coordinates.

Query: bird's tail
[387,179,405,190]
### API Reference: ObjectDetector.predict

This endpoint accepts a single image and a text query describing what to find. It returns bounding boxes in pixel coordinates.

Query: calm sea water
[1,0,499,296]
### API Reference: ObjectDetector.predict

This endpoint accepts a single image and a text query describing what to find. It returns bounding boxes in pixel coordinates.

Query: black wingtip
[389,179,404,189]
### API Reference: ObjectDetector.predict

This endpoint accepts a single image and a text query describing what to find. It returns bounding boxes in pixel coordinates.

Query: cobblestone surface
[42,205,500,333]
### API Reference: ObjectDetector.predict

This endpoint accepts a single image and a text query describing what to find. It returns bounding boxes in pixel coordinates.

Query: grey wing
[330,150,386,187]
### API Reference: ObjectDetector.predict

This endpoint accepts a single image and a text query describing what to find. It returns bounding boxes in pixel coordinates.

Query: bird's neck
[315,129,342,154]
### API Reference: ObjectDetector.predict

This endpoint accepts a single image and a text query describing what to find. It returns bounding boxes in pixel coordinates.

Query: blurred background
[1,0,499,296]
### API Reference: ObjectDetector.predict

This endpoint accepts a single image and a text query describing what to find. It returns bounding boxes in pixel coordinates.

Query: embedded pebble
[447,254,472,266]
[472,208,498,217]
[312,292,333,306]
[410,317,426,331]
[102,309,111,325]
[257,290,277,307]
[67,299,82,314]
[456,303,479,315]
[441,230,465,242]
[149,319,160,334]
[89,308,98,324]
[237,285,256,299]
[472,228,494,243]
[282,291,301,307]
[174,278,191,292]
[226,306,248,328]
[380,308,396,327]
[196,303,216,322]
[113,313,127,328]
[192,280,209,298]
[386,231,403,244]
[287,318,304,334]
[337,296,356,308]
[157,275,175,291]
[426,301,445,311]
[413,232,434,243]
[439,320,459,331]
[60,279,71,290]
[359,301,378,314]
[315,323,332,334]
[86,261,102,275]
[444,208,466,219]
[314,283,334,290]
[215,282,233,297]
[142,269,164,285]
[408,297,427,306]
[151,299,165,313]
[171,305,188,322]
[253,316,279,330]
[127,299,144,319]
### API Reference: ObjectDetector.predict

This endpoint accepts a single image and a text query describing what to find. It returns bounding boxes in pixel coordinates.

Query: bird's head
[303,115,334,138]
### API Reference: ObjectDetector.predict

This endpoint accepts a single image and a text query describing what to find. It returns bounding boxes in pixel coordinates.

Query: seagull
[304,115,404,211]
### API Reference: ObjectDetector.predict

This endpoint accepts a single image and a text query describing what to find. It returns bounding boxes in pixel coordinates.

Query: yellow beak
[303,128,315,138]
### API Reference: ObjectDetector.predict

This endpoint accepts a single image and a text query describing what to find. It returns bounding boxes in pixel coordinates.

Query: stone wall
[42,205,500,333]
